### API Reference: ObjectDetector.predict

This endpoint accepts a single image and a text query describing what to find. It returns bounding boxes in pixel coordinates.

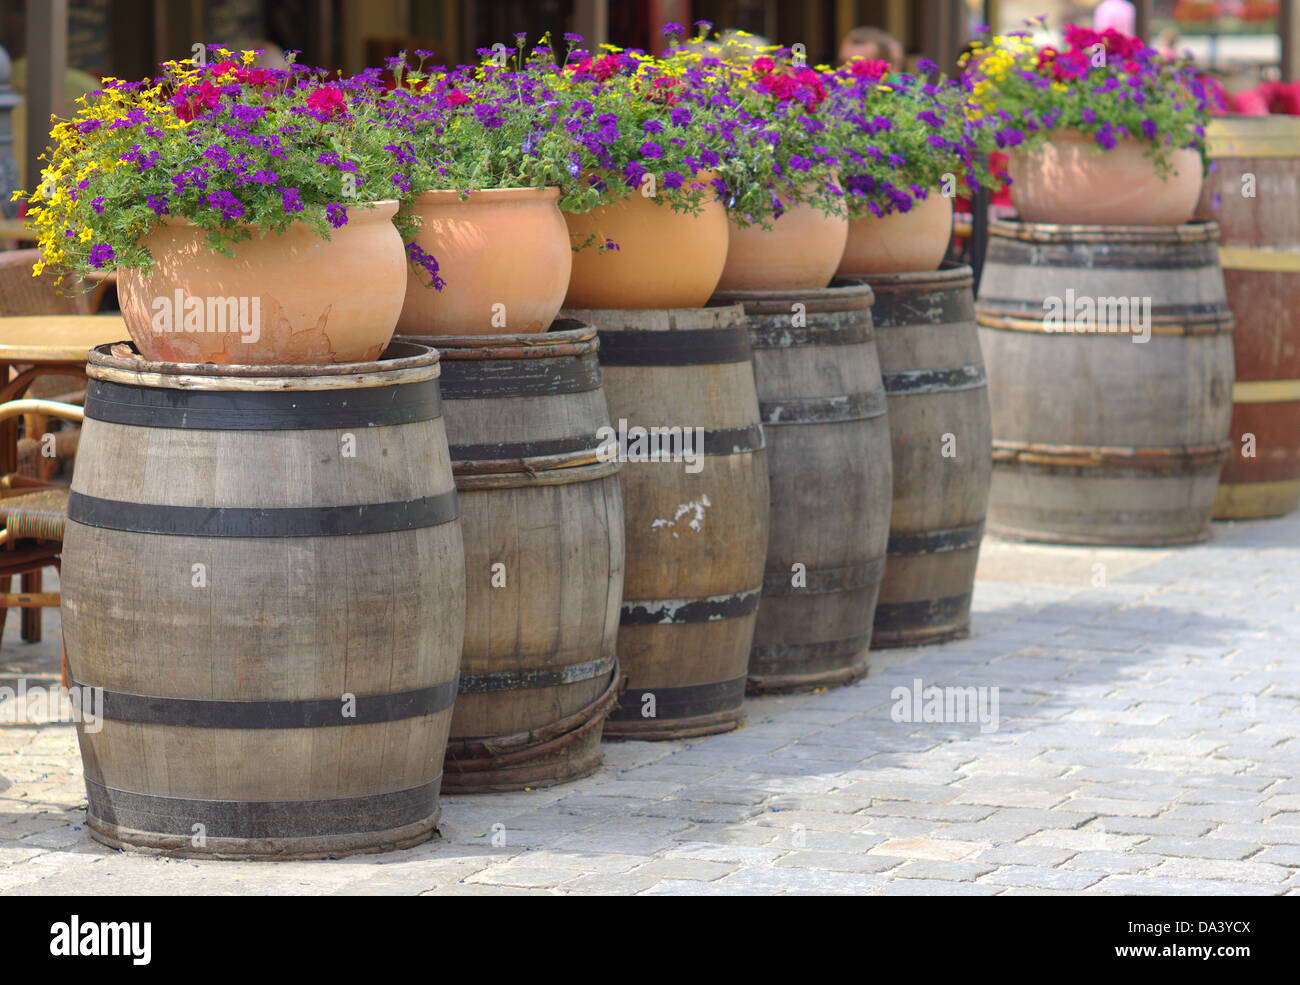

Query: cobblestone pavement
[2,512,1297,896]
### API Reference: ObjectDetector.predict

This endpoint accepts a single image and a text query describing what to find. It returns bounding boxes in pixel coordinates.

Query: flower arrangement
[826,57,993,218]
[960,24,1215,174]
[20,49,416,285]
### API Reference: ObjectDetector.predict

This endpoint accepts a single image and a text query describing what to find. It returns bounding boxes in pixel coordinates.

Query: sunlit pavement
[2,513,1297,895]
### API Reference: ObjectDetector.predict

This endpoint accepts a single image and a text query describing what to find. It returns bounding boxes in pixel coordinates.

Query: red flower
[849,58,890,80]
[759,74,800,100]
[307,85,348,119]
[752,56,777,75]
[445,89,471,106]
[171,80,222,122]
[237,66,277,87]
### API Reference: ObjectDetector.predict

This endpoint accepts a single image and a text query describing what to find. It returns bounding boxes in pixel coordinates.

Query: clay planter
[716,195,849,293]
[1008,131,1203,226]
[563,180,729,309]
[838,191,952,276]
[119,200,405,365]
[397,187,572,336]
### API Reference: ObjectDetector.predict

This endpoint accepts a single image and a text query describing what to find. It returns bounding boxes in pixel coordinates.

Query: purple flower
[75,119,101,134]
[87,244,115,268]
[406,242,446,291]
[662,22,685,37]
[663,170,684,190]
[91,196,106,214]
[206,190,245,222]
[643,119,664,135]
[146,194,169,216]
[325,203,348,228]
[639,140,664,160]
[669,106,692,127]
[1141,118,1158,140]
[280,186,304,214]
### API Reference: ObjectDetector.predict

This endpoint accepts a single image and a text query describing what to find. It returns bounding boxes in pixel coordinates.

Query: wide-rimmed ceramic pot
[1008,130,1203,226]
[119,200,405,365]
[837,191,953,276]
[397,187,572,336]
[715,184,849,292]
[563,174,729,309]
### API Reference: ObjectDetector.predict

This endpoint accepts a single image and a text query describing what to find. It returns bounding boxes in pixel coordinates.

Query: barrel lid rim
[399,320,596,351]
[709,279,876,306]
[988,219,1220,241]
[848,261,974,291]
[86,339,442,390]
[558,302,747,330]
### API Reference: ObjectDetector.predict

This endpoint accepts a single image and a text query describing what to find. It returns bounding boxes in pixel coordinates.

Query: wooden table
[0,315,129,470]
[0,316,127,643]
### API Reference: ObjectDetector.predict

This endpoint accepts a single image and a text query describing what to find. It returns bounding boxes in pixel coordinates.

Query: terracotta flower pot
[397,187,572,336]
[1008,131,1204,226]
[119,200,405,365]
[715,191,849,293]
[837,191,952,276]
[563,178,729,309]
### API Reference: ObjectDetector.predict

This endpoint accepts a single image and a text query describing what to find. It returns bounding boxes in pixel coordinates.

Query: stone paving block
[663,842,786,865]
[892,859,997,881]
[1021,828,1148,852]
[1146,857,1290,885]
[1061,797,1165,818]
[873,878,1003,896]
[753,809,873,833]
[1138,837,1261,860]
[870,837,989,861]
[1256,845,1300,866]
[719,865,887,894]
[671,823,784,848]
[976,845,1077,867]
[772,851,902,874]
[1060,851,1161,874]
[1089,875,1275,896]
[640,879,765,896]
[977,866,1106,891]
[628,858,738,882]
[631,800,763,824]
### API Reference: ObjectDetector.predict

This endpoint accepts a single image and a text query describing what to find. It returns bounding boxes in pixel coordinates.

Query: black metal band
[70,679,459,728]
[596,326,751,366]
[84,777,440,840]
[607,674,747,722]
[701,424,765,455]
[748,319,872,349]
[887,522,985,557]
[873,592,973,633]
[66,489,459,537]
[437,355,602,398]
[620,587,762,625]
[448,434,597,462]
[85,378,442,430]
[457,655,617,694]
[985,237,1218,271]
[750,633,872,667]
[762,555,886,596]
[871,288,975,328]
[882,364,987,395]
[760,390,888,426]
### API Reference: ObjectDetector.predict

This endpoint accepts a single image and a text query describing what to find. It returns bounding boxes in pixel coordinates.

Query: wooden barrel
[562,304,769,739]
[1195,115,1300,519]
[853,265,992,647]
[61,342,465,859]
[710,282,892,691]
[400,324,624,792]
[976,221,1235,545]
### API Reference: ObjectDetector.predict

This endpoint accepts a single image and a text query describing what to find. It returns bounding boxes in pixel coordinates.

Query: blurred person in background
[838,26,904,71]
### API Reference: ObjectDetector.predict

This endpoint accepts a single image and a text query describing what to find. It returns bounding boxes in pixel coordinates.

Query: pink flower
[307,86,348,119]
[171,80,222,122]
[849,59,890,81]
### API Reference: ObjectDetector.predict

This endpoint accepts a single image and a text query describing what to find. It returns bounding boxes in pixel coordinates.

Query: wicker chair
[0,398,84,651]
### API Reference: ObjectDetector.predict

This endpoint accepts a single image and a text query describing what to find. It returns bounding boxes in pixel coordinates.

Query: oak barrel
[400,324,625,792]
[976,221,1235,545]
[711,282,892,691]
[563,303,770,739]
[61,342,465,859]
[853,264,992,647]
[1195,115,1300,518]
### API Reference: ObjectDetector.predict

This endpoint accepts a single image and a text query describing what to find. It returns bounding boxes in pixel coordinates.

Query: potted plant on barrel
[828,57,993,275]
[706,43,849,292]
[960,24,1214,226]
[23,49,414,365]
[551,31,733,310]
[377,44,576,336]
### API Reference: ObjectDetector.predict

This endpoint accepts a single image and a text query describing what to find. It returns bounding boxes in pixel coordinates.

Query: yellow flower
[78,226,92,243]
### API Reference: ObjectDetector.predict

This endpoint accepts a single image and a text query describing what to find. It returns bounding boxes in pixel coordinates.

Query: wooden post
[574,0,608,49]
[25,0,66,203]
[1283,0,1300,83]
[0,46,19,218]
